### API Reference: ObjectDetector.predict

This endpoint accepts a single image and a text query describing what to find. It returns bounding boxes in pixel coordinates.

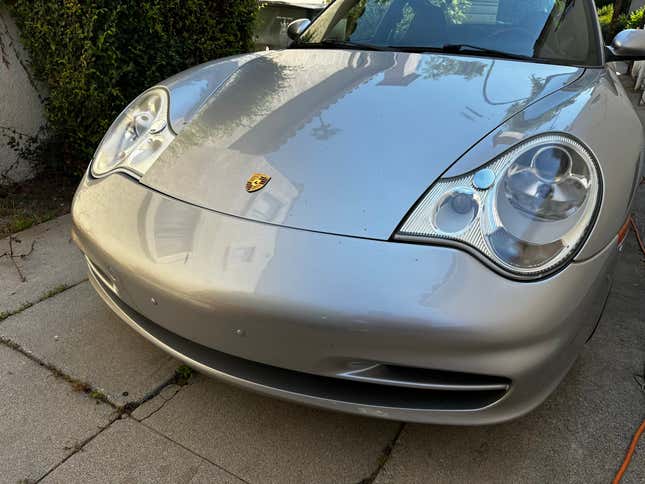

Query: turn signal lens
[617,217,631,249]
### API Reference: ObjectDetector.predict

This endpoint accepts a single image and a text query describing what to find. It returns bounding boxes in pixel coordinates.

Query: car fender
[444,68,644,260]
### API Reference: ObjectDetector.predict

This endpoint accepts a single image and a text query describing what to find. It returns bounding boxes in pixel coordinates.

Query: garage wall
[0,8,45,185]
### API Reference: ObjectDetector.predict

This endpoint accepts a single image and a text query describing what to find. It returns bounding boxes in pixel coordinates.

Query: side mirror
[287,18,311,41]
[608,29,645,61]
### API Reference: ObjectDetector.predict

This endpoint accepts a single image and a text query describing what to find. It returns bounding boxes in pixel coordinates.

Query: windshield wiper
[292,40,534,61]
[440,44,534,62]
[292,39,392,52]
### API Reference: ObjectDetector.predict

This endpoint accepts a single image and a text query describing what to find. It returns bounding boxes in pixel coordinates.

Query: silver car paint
[144,50,583,240]
[71,48,643,424]
[160,52,265,133]
[72,173,616,424]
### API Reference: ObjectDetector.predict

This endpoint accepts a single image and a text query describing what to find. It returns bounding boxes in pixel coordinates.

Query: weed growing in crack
[43,284,70,299]
[174,365,194,385]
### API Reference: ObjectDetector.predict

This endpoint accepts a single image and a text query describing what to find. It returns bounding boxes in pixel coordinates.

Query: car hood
[142,50,583,240]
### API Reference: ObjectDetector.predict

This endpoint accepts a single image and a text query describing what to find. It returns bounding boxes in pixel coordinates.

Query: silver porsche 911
[72,0,644,424]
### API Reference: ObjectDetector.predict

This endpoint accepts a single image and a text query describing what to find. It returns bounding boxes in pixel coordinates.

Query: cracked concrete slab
[0,282,179,406]
[41,418,245,484]
[143,375,400,484]
[0,214,86,315]
[0,344,115,483]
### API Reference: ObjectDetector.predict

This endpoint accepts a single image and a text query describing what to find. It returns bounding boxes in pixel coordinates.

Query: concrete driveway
[1,85,644,484]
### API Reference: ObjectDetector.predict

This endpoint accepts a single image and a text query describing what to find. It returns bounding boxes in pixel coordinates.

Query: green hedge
[7,0,258,177]
[598,4,645,42]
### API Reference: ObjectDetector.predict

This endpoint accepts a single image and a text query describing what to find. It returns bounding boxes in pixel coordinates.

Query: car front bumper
[72,173,617,424]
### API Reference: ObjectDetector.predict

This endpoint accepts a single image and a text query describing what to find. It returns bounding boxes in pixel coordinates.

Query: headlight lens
[91,88,174,178]
[396,135,601,278]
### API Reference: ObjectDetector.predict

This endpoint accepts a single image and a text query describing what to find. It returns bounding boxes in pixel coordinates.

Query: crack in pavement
[139,419,253,484]
[120,373,190,417]
[357,422,406,484]
[35,415,122,483]
[136,384,185,422]
[0,278,88,322]
[0,336,119,410]
[0,331,185,415]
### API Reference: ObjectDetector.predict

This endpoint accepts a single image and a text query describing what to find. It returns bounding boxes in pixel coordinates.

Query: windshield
[297,0,602,66]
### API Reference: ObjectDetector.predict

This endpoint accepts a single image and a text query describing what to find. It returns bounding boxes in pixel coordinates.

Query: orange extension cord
[631,216,645,257]
[614,419,645,484]
[612,205,645,484]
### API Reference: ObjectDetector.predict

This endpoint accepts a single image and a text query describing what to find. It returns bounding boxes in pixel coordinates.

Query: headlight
[91,88,174,178]
[396,134,601,278]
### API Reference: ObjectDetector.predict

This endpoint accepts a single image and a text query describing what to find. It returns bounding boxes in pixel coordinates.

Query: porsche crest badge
[246,173,271,193]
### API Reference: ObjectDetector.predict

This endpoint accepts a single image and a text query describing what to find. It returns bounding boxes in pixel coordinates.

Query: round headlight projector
[433,187,480,233]
[532,146,571,182]
[502,144,590,222]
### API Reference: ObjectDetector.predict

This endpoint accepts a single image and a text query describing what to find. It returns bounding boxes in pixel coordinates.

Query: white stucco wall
[0,8,45,185]
[632,0,645,12]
